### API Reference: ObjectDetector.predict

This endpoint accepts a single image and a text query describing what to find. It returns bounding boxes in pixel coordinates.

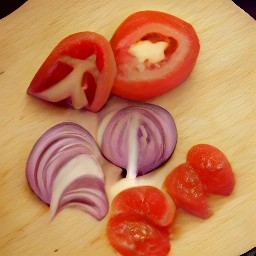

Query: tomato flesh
[107,214,170,256]
[110,10,200,101]
[111,186,176,227]
[27,32,116,112]
[107,186,174,255]
[187,144,235,196]
[164,163,211,219]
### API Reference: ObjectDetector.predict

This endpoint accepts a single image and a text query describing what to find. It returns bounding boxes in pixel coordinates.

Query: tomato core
[128,33,178,72]
[141,33,178,60]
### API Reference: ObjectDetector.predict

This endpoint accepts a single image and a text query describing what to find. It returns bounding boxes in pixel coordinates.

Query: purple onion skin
[55,175,108,220]
[26,122,100,202]
[99,102,177,177]
[26,122,108,220]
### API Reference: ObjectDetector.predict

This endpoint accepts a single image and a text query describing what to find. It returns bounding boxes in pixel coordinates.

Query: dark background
[0,0,255,255]
[1,0,26,18]
[233,0,256,19]
[0,0,256,19]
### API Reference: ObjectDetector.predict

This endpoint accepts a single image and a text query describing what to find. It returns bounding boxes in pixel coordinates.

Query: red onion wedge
[97,102,177,178]
[26,122,108,220]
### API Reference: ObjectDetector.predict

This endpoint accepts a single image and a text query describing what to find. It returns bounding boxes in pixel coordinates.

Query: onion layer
[26,122,108,220]
[97,103,177,178]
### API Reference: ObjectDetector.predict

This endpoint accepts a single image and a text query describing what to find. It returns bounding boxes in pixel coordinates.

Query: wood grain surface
[0,0,255,255]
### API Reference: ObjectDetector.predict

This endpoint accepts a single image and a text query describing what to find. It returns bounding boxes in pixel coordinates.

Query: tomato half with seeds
[27,32,116,112]
[107,214,170,256]
[110,10,200,101]
[111,186,176,227]
[187,144,235,196]
[164,163,211,219]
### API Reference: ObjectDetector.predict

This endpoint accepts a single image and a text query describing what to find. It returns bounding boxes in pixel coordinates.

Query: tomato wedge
[164,163,211,219]
[110,10,200,101]
[187,144,235,196]
[110,186,176,227]
[107,214,170,256]
[27,32,116,112]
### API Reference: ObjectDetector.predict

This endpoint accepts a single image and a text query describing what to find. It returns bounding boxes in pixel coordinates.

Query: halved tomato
[27,32,116,112]
[110,186,176,227]
[110,10,200,100]
[187,144,235,196]
[164,163,211,219]
[107,214,170,256]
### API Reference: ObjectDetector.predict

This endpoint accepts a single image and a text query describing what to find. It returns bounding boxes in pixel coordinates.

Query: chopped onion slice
[26,122,108,220]
[97,102,177,178]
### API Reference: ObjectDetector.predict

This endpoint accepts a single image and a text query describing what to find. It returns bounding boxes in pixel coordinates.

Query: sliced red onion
[97,102,177,178]
[26,122,108,220]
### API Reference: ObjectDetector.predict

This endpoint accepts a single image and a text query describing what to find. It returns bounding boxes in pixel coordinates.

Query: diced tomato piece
[111,186,176,227]
[186,144,235,196]
[110,10,200,101]
[164,163,211,219]
[107,214,170,256]
[27,32,116,112]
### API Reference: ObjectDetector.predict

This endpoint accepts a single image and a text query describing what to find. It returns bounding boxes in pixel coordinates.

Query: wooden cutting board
[0,0,255,255]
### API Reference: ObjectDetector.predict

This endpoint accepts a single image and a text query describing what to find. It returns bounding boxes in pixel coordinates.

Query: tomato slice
[27,32,116,112]
[186,144,235,196]
[107,214,170,256]
[110,10,200,101]
[111,186,176,227]
[164,163,211,219]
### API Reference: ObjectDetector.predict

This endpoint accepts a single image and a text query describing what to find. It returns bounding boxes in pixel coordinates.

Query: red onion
[97,102,177,178]
[26,122,108,220]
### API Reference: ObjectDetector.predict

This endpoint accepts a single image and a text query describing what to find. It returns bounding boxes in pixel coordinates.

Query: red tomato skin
[186,144,235,196]
[164,163,211,219]
[110,10,200,101]
[27,32,116,112]
[111,186,176,227]
[107,214,171,256]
